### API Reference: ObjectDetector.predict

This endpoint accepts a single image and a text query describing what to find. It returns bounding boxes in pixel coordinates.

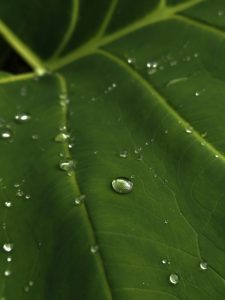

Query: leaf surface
[0,0,225,299]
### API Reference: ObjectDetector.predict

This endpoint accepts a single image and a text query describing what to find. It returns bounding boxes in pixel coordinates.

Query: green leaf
[0,0,225,299]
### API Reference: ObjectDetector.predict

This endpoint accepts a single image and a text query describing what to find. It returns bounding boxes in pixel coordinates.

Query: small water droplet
[215,154,219,158]
[218,10,224,16]
[127,57,136,65]
[90,244,99,254]
[7,256,12,262]
[200,261,208,270]
[24,286,29,293]
[3,243,13,252]
[112,177,133,194]
[35,67,46,76]
[25,194,31,199]
[68,143,73,149]
[16,189,24,197]
[166,77,188,87]
[74,194,86,205]
[164,219,169,224]
[14,183,20,188]
[201,132,207,138]
[28,281,34,287]
[4,202,12,208]
[137,154,143,161]
[4,270,11,277]
[185,128,192,134]
[14,113,31,123]
[193,52,199,58]
[59,160,75,173]
[119,150,128,158]
[162,259,167,264]
[1,130,12,139]
[54,132,70,143]
[169,273,179,285]
[31,134,39,140]
[20,86,27,97]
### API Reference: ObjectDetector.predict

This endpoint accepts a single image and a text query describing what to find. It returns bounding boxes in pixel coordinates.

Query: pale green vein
[174,14,225,39]
[0,20,47,75]
[97,49,225,165]
[51,0,79,58]
[96,0,119,38]
[54,72,113,300]
[0,72,35,84]
[48,0,203,70]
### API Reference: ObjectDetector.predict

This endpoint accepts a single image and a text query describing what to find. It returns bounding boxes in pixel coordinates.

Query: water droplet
[74,194,86,205]
[201,132,207,138]
[200,261,207,270]
[25,194,31,199]
[14,113,31,123]
[16,189,24,197]
[31,134,39,140]
[162,259,167,264]
[68,143,73,149]
[90,244,99,254]
[1,130,11,139]
[4,270,11,277]
[166,77,188,87]
[59,160,75,173]
[193,52,199,58]
[54,132,70,143]
[119,150,128,158]
[169,273,179,285]
[170,60,177,67]
[164,219,169,224]
[112,177,133,194]
[127,57,136,65]
[185,127,192,134]
[3,243,13,252]
[215,154,219,158]
[14,183,20,188]
[4,202,12,208]
[24,286,29,293]
[7,256,12,262]
[29,281,34,287]
[20,86,27,97]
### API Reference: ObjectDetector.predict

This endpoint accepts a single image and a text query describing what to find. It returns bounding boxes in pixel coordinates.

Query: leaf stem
[0,19,47,75]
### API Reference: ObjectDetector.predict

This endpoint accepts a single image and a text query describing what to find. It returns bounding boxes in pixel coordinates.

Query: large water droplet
[112,177,133,194]
[3,243,13,252]
[54,132,70,143]
[169,273,179,285]
[14,113,31,123]
[90,244,99,254]
[200,261,207,270]
[59,160,75,173]
[74,194,86,206]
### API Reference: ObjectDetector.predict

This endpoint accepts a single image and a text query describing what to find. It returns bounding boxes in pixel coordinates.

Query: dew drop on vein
[90,245,99,254]
[112,177,133,194]
[54,132,70,143]
[59,160,75,173]
[74,195,86,205]
[200,261,207,270]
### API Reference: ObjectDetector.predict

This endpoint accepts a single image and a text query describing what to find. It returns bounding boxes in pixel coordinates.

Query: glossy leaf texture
[0,0,225,299]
